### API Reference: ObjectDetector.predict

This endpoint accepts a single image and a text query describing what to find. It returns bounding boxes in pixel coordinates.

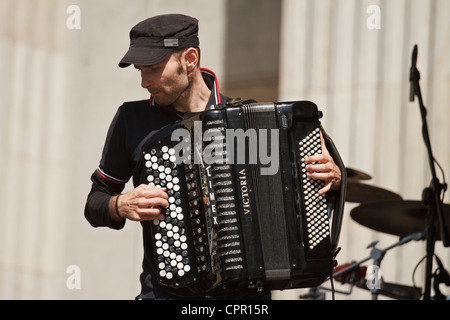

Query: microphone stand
[409,44,450,300]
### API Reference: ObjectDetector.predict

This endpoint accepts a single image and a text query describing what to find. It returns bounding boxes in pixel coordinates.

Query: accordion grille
[205,120,245,276]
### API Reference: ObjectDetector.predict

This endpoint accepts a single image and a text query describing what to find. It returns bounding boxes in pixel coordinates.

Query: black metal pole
[409,44,449,300]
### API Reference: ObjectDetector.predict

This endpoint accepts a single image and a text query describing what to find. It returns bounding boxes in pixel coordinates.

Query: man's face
[135,51,191,106]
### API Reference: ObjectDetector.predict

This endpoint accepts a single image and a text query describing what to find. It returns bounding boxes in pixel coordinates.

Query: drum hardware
[298,286,326,300]
[350,199,450,299]
[432,255,450,300]
[312,233,423,300]
[355,278,422,300]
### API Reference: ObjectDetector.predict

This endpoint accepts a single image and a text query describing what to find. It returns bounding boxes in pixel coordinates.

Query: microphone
[409,44,418,102]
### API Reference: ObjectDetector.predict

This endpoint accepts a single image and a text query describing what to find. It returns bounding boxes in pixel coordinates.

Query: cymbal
[346,167,372,180]
[350,200,450,240]
[346,181,403,203]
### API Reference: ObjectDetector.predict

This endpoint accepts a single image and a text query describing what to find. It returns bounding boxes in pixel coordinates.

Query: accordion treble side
[138,100,346,297]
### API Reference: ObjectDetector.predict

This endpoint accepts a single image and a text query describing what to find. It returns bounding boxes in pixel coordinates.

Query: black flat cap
[119,14,199,68]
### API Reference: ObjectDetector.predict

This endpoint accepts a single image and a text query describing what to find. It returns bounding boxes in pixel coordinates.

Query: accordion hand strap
[321,125,347,255]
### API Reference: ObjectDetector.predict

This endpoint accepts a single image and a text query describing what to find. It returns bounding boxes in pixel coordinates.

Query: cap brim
[118,46,173,68]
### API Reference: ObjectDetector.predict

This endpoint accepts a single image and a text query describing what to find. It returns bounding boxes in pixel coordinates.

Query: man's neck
[172,68,211,113]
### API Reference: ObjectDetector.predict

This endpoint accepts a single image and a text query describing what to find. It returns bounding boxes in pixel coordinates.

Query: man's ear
[184,47,199,71]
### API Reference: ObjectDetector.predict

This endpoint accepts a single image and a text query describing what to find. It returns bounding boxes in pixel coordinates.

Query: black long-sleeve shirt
[85,69,229,299]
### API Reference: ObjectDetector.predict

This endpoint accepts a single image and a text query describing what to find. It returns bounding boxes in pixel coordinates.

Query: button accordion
[138,100,346,297]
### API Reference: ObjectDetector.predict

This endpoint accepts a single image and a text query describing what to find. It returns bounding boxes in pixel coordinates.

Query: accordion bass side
[138,100,346,297]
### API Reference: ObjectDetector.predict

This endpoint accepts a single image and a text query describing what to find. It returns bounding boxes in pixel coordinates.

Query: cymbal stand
[409,44,450,300]
[331,232,423,300]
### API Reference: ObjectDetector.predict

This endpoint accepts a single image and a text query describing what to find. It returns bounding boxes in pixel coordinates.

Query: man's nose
[141,74,153,89]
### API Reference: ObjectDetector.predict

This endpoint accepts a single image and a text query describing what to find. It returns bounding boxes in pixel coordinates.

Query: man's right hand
[110,184,168,222]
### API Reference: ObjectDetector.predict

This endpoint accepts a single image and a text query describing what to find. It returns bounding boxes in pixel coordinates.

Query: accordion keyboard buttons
[145,146,192,281]
[298,128,330,250]
[144,145,211,282]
